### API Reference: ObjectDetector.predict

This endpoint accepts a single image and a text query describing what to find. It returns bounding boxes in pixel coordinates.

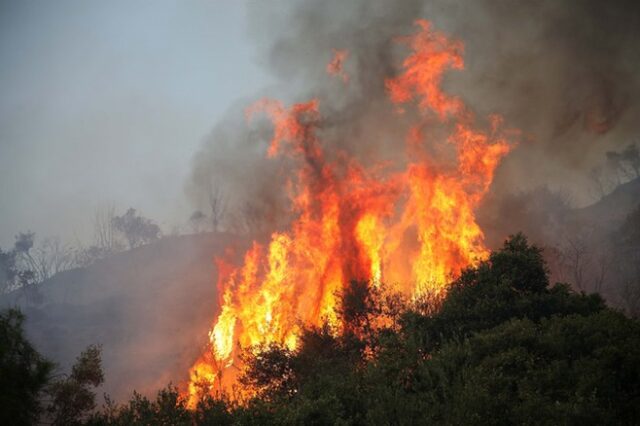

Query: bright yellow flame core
[185,19,516,407]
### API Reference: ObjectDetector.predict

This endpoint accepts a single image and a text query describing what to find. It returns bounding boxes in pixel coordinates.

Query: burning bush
[187,19,516,404]
[80,234,640,425]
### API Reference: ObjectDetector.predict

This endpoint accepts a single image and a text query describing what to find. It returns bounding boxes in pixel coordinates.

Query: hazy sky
[2,0,639,250]
[0,0,271,247]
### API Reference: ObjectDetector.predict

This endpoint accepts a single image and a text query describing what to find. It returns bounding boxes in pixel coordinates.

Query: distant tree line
[550,197,640,317]
[0,206,161,297]
[187,179,282,236]
[85,205,161,257]
[487,143,640,317]
[3,234,639,424]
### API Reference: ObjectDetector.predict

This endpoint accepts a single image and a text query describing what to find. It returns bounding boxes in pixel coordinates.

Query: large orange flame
[186,19,514,406]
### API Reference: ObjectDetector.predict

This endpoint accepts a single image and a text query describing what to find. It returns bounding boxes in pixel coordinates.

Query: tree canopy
[0,309,53,425]
[112,208,161,249]
[0,310,104,426]
[87,234,640,425]
[3,233,639,425]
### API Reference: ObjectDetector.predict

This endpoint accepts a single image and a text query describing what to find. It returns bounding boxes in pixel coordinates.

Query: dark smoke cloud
[188,0,640,235]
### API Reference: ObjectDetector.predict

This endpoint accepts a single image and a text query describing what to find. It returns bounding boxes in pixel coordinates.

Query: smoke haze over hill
[189,0,640,235]
[1,1,638,247]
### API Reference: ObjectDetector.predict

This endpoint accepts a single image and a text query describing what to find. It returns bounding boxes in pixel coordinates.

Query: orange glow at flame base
[186,19,515,407]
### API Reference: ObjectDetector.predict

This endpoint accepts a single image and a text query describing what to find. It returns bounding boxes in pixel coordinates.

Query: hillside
[573,177,640,233]
[2,180,638,402]
[0,232,239,401]
[85,235,640,424]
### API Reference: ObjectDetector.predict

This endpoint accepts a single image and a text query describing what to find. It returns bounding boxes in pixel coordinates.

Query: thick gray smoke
[8,1,640,403]
[188,0,640,240]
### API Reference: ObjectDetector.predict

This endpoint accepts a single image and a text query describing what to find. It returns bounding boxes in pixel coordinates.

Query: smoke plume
[188,0,640,242]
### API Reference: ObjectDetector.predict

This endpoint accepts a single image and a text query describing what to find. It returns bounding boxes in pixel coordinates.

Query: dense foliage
[0,311,104,426]
[3,234,640,425]
[0,309,52,425]
[90,234,640,425]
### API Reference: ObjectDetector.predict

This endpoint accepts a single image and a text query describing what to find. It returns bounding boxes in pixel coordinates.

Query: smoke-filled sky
[2,0,639,248]
[0,0,272,247]
[188,0,640,241]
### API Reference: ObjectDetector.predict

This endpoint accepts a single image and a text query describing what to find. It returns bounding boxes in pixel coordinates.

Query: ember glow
[186,20,515,405]
[326,48,349,83]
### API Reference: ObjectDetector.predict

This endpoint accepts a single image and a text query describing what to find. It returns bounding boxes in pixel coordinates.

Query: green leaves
[47,345,105,426]
[418,311,640,424]
[0,309,54,426]
[11,233,637,425]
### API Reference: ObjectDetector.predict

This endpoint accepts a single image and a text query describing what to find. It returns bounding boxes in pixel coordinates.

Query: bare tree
[618,276,640,318]
[70,204,123,267]
[593,250,613,294]
[610,204,640,316]
[557,235,591,292]
[12,233,78,284]
[207,181,227,232]
[93,203,119,253]
[556,232,611,294]
[31,237,76,282]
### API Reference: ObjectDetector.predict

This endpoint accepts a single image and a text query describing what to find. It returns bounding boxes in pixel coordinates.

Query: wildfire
[186,19,514,406]
[327,48,349,83]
